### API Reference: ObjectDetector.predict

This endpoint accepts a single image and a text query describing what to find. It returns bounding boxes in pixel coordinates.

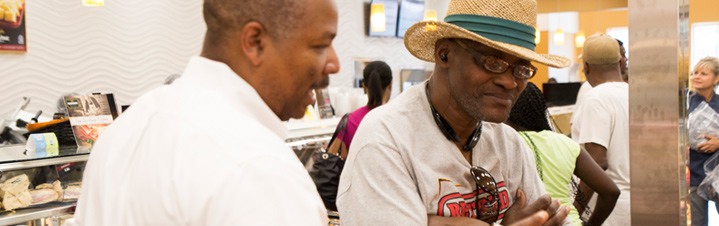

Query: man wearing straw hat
[337,0,571,225]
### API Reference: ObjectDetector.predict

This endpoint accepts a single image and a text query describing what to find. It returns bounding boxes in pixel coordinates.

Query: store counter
[548,105,574,136]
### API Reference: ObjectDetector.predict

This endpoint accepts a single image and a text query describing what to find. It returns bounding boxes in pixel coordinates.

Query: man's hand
[501,189,569,226]
[427,215,490,226]
[698,134,719,153]
[427,211,550,226]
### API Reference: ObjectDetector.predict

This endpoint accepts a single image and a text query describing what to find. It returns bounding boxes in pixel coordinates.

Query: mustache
[312,76,331,89]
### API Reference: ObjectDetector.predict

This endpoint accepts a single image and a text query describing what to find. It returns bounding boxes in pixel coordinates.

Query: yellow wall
[531,9,628,84]
[689,0,719,68]
[578,10,628,40]
[537,0,627,13]
[575,9,628,81]
[690,0,718,24]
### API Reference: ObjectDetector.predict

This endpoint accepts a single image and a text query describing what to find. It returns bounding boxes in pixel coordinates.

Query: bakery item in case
[0,174,32,211]
[62,182,81,201]
[29,180,63,205]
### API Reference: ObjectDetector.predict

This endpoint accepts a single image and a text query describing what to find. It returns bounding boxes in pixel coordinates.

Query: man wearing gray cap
[571,33,629,226]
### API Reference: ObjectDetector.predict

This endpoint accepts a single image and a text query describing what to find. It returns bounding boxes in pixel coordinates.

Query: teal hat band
[444,14,536,51]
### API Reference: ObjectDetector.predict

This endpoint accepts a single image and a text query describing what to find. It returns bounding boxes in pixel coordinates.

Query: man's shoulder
[482,122,524,146]
[582,82,627,104]
[363,86,428,126]
[589,82,628,95]
[110,84,287,155]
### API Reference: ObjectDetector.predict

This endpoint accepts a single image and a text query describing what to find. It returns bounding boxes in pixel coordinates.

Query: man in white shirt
[572,38,627,128]
[69,0,340,225]
[571,34,630,226]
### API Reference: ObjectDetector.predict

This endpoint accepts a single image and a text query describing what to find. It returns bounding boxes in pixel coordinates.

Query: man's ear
[240,21,266,66]
[434,39,452,68]
[583,62,590,74]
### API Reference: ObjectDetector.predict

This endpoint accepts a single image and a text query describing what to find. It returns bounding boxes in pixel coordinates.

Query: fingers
[514,188,527,209]
[698,144,715,153]
[526,194,552,212]
[541,206,570,226]
[698,143,709,152]
[545,199,561,217]
[427,215,491,226]
[501,189,529,225]
[510,211,549,226]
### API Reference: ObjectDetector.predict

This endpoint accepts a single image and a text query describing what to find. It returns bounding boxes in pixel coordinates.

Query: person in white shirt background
[572,38,627,115]
[69,0,340,225]
[571,34,630,226]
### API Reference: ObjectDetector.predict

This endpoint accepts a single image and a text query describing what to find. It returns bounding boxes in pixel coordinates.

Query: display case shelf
[285,117,341,140]
[0,202,75,225]
[0,145,89,172]
[0,154,89,172]
[0,145,88,224]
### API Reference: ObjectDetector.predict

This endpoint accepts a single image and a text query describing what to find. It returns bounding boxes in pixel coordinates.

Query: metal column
[629,0,690,225]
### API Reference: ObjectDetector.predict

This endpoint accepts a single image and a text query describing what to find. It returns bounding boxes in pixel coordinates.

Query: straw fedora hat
[404,0,571,68]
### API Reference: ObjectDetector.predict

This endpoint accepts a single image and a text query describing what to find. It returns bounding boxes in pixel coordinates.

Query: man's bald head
[203,0,304,42]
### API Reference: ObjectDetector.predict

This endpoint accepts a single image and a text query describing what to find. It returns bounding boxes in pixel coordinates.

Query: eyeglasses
[470,166,500,223]
[454,39,538,80]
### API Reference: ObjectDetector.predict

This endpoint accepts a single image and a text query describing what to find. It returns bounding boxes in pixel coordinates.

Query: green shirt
[519,130,581,226]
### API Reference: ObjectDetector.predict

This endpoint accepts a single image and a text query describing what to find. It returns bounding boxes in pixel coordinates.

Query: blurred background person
[573,37,627,118]
[571,33,630,226]
[328,60,393,159]
[506,82,619,226]
[616,39,628,82]
[688,56,719,226]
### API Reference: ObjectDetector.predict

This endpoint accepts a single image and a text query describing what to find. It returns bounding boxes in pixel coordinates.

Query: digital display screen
[368,0,400,37]
[396,0,425,38]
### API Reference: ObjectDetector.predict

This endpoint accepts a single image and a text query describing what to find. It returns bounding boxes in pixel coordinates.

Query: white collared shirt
[69,56,327,226]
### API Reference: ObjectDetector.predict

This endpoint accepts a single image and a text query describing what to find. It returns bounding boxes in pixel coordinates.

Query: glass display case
[285,118,341,170]
[0,145,88,225]
[0,117,341,225]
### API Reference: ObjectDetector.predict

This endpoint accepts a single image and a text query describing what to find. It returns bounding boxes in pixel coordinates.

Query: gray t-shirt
[337,83,546,225]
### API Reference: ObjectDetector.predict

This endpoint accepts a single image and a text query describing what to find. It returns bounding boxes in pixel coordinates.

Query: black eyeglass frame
[453,39,538,80]
[470,166,500,223]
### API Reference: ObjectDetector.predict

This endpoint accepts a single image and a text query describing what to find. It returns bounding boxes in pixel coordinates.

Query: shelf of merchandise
[0,145,88,224]
[0,202,75,225]
[0,145,89,172]
[0,118,342,224]
[0,154,89,172]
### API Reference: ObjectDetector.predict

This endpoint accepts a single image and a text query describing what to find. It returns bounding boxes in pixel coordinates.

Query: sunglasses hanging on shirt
[471,166,500,223]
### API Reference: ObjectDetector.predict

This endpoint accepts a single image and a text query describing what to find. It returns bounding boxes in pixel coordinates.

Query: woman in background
[328,61,393,159]
[688,57,719,226]
[506,82,619,226]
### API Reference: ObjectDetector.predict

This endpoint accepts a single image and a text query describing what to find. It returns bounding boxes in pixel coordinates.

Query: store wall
[0,0,205,118]
[537,0,626,13]
[0,0,426,119]
[689,0,717,24]
[530,31,549,89]
[575,9,628,81]
[332,1,426,92]
[578,9,628,39]
[688,0,719,68]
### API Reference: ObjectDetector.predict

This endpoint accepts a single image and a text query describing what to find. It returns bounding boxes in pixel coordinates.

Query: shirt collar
[180,56,289,139]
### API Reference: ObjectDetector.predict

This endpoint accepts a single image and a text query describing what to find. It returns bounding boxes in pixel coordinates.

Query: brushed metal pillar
[629,0,690,225]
